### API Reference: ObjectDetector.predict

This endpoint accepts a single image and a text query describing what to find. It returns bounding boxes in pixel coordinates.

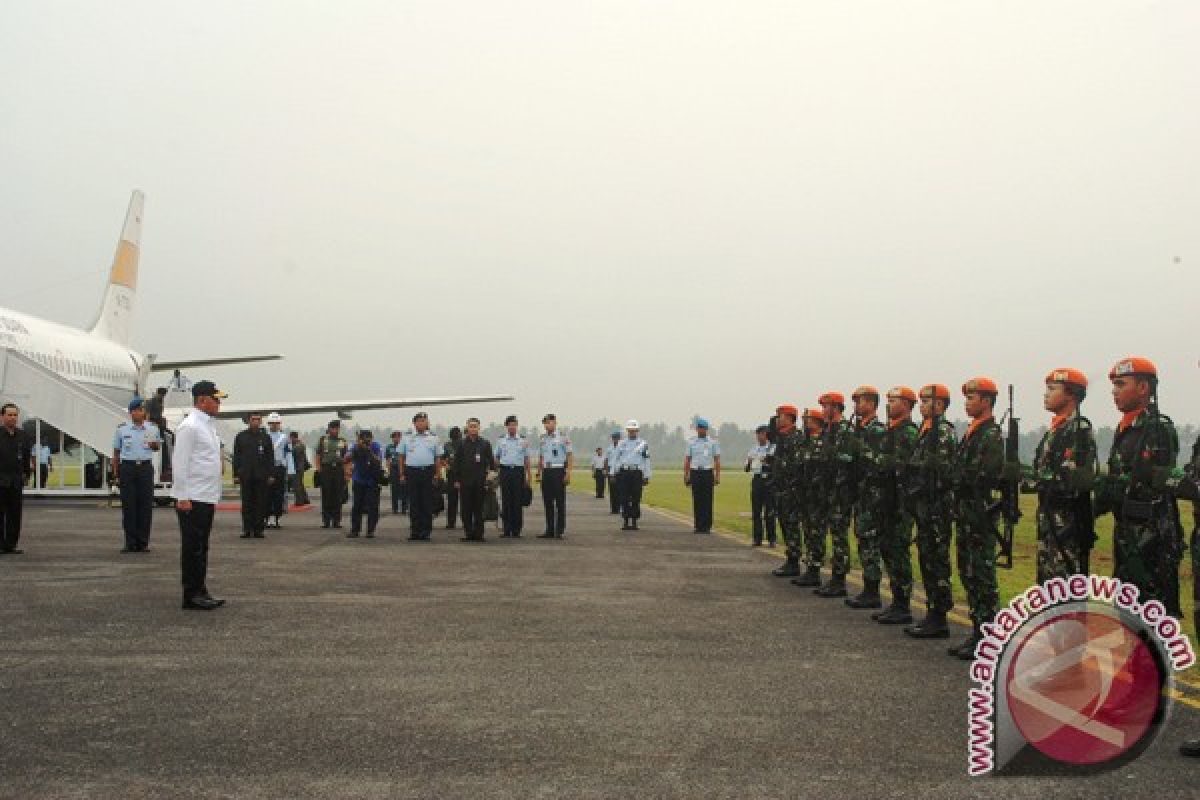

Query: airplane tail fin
[88,190,144,347]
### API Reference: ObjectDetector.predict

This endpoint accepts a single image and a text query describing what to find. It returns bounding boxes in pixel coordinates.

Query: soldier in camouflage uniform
[792,407,827,587]
[770,404,806,578]
[812,392,856,598]
[949,378,1005,659]
[1094,357,1185,618]
[1177,435,1200,758]
[1033,368,1097,583]
[903,383,957,640]
[871,387,919,625]
[845,386,887,610]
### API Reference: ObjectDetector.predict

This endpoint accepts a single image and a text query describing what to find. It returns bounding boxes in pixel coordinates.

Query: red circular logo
[1005,610,1163,765]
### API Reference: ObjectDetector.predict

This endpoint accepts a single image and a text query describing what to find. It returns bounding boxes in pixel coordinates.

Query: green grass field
[573,468,1198,651]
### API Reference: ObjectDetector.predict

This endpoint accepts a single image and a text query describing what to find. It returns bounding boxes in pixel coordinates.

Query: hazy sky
[2,1,1197,430]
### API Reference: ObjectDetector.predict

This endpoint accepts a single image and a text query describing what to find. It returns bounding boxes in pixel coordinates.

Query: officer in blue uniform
[745,425,776,547]
[605,430,622,514]
[612,420,652,530]
[684,418,721,533]
[495,415,531,537]
[112,396,161,553]
[397,412,443,540]
[537,413,573,538]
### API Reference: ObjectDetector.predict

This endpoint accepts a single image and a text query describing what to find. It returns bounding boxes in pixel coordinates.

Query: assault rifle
[995,384,1021,569]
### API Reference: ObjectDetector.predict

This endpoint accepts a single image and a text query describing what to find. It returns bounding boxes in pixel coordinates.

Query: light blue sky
[2,1,1196,428]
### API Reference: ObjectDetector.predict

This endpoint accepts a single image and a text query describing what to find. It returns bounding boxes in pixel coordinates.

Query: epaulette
[1075,416,1092,431]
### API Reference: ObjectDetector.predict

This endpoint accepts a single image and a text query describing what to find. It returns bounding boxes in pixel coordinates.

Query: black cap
[328,419,341,429]
[505,415,518,425]
[358,429,373,439]
[390,430,402,437]
[191,380,227,399]
[756,424,769,434]
[542,413,556,423]
[412,412,428,423]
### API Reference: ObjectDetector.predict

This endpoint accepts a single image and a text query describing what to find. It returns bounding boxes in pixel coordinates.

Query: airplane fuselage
[0,306,139,407]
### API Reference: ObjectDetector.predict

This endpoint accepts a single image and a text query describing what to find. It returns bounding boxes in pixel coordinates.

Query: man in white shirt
[171,380,228,611]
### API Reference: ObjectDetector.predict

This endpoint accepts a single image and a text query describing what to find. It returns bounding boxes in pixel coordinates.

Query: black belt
[407,465,433,471]
[619,467,643,472]
[544,465,566,470]
[691,467,713,472]
[121,459,152,466]
[500,465,524,470]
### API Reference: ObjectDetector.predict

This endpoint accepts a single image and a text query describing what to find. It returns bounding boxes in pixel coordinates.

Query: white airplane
[0,190,512,449]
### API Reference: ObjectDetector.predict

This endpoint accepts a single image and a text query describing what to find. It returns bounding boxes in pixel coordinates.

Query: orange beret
[887,386,917,403]
[851,385,880,400]
[776,404,799,418]
[961,377,999,396]
[920,383,951,401]
[818,391,845,406]
[1109,357,1157,380]
[803,407,824,420]
[1045,367,1088,389]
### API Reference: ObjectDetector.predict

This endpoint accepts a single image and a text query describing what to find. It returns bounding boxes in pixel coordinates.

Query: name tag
[475,454,481,463]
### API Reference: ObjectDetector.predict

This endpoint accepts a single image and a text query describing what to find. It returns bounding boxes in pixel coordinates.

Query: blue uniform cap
[128,396,144,411]
[695,418,709,429]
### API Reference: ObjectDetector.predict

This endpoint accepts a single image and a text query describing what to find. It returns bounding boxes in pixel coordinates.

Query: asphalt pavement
[1,493,1196,799]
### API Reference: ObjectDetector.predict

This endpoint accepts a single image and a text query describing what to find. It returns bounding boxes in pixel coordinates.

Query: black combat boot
[845,579,882,609]
[772,557,800,577]
[814,575,847,597]
[949,624,983,660]
[873,592,914,625]
[904,610,949,639]
[790,565,821,587]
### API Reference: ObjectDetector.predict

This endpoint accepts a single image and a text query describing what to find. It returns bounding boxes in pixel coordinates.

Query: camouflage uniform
[813,416,856,587]
[954,417,1004,631]
[1033,413,1097,582]
[851,415,888,587]
[874,419,918,613]
[800,429,826,573]
[771,426,807,572]
[904,417,958,617]
[1095,407,1184,617]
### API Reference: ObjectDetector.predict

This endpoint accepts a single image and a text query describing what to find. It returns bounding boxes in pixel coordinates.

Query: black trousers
[445,483,459,528]
[320,468,346,524]
[407,467,435,537]
[690,470,714,532]
[351,482,381,533]
[177,501,214,598]
[119,460,155,549]
[0,484,22,551]
[460,481,486,539]
[240,475,269,534]
[390,472,408,513]
[269,466,288,517]
[594,468,606,498]
[751,474,776,544]
[608,474,621,513]
[39,465,49,488]
[542,467,567,535]
[499,466,525,535]
[618,470,644,521]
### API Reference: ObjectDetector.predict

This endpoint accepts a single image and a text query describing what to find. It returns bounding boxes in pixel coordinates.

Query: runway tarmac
[1,493,1196,799]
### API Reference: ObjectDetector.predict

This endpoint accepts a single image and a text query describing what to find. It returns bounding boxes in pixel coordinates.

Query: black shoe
[408,534,422,541]
[121,546,136,553]
[554,533,565,539]
[904,612,949,639]
[198,590,225,607]
[767,540,777,548]
[846,580,883,609]
[814,578,847,598]
[182,596,220,611]
[239,532,252,538]
[949,633,981,660]
[253,532,265,538]
[790,566,821,586]
[0,548,22,554]
[365,531,375,538]
[772,559,799,577]
[321,522,330,529]
[1180,739,1200,757]
[347,531,360,538]
[875,607,914,625]
[629,523,638,531]
[538,532,555,539]
[752,540,763,547]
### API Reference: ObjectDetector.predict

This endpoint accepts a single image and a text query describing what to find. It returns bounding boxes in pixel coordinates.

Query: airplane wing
[152,355,283,371]
[212,394,513,420]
